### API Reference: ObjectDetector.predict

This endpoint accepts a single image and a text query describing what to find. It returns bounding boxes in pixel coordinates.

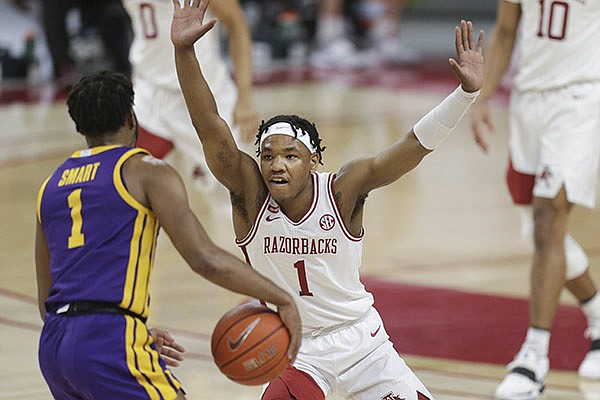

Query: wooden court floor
[2,77,600,399]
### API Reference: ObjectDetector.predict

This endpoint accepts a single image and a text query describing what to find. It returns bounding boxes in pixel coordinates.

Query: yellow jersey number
[67,189,85,248]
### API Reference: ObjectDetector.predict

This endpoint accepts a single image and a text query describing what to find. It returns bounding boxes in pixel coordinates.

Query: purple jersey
[37,145,183,399]
[37,145,159,318]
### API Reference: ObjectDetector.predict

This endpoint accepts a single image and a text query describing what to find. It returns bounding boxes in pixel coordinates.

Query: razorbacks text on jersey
[237,171,374,334]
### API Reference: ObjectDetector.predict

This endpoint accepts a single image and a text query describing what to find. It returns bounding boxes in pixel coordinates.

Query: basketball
[211,302,291,386]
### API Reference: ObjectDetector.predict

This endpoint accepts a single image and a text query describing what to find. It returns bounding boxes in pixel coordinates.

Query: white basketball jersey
[237,172,374,334]
[506,0,600,91]
[123,0,234,93]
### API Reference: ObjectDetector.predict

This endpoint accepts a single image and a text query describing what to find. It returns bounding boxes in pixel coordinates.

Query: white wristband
[413,85,479,150]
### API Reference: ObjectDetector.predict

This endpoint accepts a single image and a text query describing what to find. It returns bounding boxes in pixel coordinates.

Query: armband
[413,85,479,150]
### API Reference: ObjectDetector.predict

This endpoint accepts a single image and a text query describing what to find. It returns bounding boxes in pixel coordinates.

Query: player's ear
[309,153,319,171]
[126,109,135,129]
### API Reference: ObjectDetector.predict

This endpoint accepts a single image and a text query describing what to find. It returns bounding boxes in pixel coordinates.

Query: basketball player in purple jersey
[35,71,301,399]
[171,1,484,399]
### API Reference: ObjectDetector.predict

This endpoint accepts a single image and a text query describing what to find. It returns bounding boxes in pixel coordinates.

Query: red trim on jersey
[261,366,325,400]
[326,173,363,242]
[417,391,431,400]
[506,159,535,205]
[239,245,252,265]
[136,125,174,159]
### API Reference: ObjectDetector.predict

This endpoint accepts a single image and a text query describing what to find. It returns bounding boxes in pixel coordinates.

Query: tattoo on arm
[216,151,232,169]
[215,139,236,169]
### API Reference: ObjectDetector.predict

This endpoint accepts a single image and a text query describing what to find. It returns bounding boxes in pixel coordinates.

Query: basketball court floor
[2,58,600,399]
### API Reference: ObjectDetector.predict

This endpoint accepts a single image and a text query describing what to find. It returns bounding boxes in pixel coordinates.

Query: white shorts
[293,307,433,400]
[132,76,238,188]
[508,81,600,208]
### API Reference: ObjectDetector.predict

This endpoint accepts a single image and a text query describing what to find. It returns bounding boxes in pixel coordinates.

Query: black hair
[66,71,134,137]
[255,114,326,165]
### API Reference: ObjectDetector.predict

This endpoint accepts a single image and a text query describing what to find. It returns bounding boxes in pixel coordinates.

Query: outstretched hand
[449,20,484,93]
[171,0,217,48]
[150,327,186,367]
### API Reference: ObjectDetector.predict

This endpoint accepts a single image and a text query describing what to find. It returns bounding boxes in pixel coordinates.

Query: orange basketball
[211,302,290,386]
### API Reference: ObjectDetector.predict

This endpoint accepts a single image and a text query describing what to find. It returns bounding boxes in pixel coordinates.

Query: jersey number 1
[294,260,314,296]
[67,189,85,249]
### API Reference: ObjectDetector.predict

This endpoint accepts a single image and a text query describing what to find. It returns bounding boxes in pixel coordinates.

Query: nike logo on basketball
[228,317,261,351]
[370,325,381,337]
[266,215,280,222]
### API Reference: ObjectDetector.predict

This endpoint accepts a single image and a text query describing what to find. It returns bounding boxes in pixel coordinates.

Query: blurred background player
[470,1,600,398]
[123,0,259,202]
[7,0,132,85]
[310,0,419,68]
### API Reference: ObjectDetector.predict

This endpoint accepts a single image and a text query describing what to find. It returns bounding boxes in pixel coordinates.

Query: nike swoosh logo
[228,317,261,351]
[370,325,381,337]
[266,215,280,222]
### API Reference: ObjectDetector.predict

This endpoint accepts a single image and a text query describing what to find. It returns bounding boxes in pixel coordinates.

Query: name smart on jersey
[264,236,337,255]
[57,162,101,187]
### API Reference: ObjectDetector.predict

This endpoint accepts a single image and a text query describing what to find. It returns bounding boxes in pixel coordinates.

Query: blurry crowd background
[0,0,495,88]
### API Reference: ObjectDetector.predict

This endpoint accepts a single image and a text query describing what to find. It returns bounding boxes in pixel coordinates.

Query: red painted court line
[0,315,41,331]
[0,286,37,304]
[152,325,211,341]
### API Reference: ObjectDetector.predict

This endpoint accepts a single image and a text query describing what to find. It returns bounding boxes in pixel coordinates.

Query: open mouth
[270,177,288,185]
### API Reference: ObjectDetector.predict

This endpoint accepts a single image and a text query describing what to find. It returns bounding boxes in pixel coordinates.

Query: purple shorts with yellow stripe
[39,312,183,399]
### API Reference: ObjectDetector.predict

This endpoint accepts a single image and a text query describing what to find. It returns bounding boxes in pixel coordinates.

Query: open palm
[449,20,484,93]
[171,0,217,47]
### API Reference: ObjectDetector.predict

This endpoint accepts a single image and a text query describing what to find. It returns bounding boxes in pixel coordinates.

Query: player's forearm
[479,26,517,102]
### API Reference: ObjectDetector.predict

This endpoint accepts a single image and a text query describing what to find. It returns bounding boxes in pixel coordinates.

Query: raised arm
[335,20,484,201]
[124,153,301,361]
[471,0,521,153]
[171,0,261,194]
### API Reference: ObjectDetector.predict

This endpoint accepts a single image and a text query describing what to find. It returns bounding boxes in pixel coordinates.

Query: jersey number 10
[537,0,569,40]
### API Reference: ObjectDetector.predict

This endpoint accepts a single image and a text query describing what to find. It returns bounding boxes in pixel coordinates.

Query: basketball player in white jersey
[122,0,258,193]
[471,1,600,398]
[172,1,483,399]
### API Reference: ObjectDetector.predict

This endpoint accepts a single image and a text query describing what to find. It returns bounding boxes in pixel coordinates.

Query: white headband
[259,122,317,154]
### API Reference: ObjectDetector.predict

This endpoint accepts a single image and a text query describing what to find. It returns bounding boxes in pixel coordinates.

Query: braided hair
[67,71,134,138]
[255,114,326,165]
